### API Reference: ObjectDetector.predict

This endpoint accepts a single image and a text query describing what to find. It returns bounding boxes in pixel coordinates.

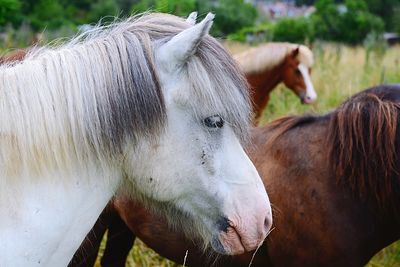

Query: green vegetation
[270,0,385,45]
[295,0,400,33]
[0,0,397,47]
[272,17,314,43]
[314,0,384,44]
[0,0,258,41]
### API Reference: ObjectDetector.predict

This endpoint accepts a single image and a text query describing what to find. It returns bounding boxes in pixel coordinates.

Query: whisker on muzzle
[248,227,275,267]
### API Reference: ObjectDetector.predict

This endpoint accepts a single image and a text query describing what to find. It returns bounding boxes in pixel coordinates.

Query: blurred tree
[0,0,22,27]
[338,0,384,44]
[311,0,341,41]
[364,0,400,31]
[295,0,343,5]
[311,0,384,44]
[155,0,196,16]
[132,0,257,37]
[296,0,399,32]
[273,17,314,43]
[60,0,92,10]
[211,0,258,36]
[132,0,195,17]
[132,0,155,13]
[28,0,66,30]
[116,0,139,15]
[87,0,120,23]
[60,0,92,25]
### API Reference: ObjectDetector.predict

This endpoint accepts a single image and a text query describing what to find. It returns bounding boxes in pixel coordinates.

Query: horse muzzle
[212,208,272,255]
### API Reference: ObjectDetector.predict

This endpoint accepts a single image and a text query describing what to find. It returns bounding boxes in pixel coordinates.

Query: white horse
[0,12,272,267]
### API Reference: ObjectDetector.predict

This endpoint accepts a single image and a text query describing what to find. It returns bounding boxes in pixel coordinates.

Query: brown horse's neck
[247,65,284,122]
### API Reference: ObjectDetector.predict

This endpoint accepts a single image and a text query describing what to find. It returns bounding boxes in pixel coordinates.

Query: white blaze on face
[298,63,317,104]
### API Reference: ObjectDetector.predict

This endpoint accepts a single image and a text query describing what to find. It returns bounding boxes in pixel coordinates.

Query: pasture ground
[93,43,400,266]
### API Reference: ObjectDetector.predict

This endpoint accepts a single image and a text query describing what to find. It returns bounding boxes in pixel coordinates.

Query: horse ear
[186,11,197,25]
[157,13,214,72]
[292,46,300,58]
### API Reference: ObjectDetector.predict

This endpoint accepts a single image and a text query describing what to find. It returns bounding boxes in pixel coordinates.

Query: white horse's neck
[0,165,121,267]
[0,23,160,266]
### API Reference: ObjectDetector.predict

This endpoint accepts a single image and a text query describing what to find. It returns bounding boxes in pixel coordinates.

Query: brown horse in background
[70,84,400,267]
[234,43,316,122]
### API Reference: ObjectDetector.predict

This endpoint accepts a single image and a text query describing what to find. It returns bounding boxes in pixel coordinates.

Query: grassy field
[91,43,400,266]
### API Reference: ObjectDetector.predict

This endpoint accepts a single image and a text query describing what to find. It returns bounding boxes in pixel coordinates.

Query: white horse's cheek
[124,111,201,201]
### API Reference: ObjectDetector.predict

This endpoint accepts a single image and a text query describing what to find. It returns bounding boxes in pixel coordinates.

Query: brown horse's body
[70,85,400,267]
[246,64,285,120]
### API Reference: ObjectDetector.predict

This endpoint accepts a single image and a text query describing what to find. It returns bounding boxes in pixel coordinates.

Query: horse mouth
[300,95,315,104]
[211,226,246,255]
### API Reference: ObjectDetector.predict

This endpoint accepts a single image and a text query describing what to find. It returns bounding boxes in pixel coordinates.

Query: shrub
[210,0,258,37]
[311,0,384,44]
[0,0,22,27]
[87,0,119,23]
[227,23,273,43]
[272,17,314,43]
[28,0,66,30]
[132,0,196,17]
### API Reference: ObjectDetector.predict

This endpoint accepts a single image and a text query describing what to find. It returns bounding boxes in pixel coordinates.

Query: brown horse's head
[282,47,316,104]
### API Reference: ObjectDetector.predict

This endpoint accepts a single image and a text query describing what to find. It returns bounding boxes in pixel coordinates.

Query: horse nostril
[264,216,272,233]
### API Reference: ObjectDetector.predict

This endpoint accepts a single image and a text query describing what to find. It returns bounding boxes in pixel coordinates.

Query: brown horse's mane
[328,84,400,216]
[265,84,400,216]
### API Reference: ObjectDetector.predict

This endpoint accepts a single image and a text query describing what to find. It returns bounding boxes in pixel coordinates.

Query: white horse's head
[123,13,272,255]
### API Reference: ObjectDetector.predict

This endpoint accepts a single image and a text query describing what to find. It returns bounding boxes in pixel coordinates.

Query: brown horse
[70,84,400,267]
[234,43,316,122]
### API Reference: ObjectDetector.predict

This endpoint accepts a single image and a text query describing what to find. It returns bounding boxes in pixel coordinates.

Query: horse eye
[204,115,224,128]
[295,68,302,76]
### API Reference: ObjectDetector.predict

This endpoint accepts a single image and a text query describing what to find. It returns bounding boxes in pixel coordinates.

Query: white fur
[186,12,197,25]
[157,13,214,72]
[298,63,317,102]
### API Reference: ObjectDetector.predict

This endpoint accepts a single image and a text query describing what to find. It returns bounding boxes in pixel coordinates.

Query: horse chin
[299,94,316,104]
[216,228,247,255]
[303,97,315,104]
[211,236,228,254]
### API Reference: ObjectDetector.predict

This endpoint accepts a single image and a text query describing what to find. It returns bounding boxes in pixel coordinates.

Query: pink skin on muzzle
[217,199,272,255]
[303,95,317,104]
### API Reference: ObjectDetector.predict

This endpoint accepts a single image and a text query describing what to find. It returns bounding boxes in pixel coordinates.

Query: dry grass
[92,43,400,266]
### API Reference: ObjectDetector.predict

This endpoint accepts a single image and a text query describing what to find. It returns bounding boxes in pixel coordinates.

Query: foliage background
[0,0,399,46]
